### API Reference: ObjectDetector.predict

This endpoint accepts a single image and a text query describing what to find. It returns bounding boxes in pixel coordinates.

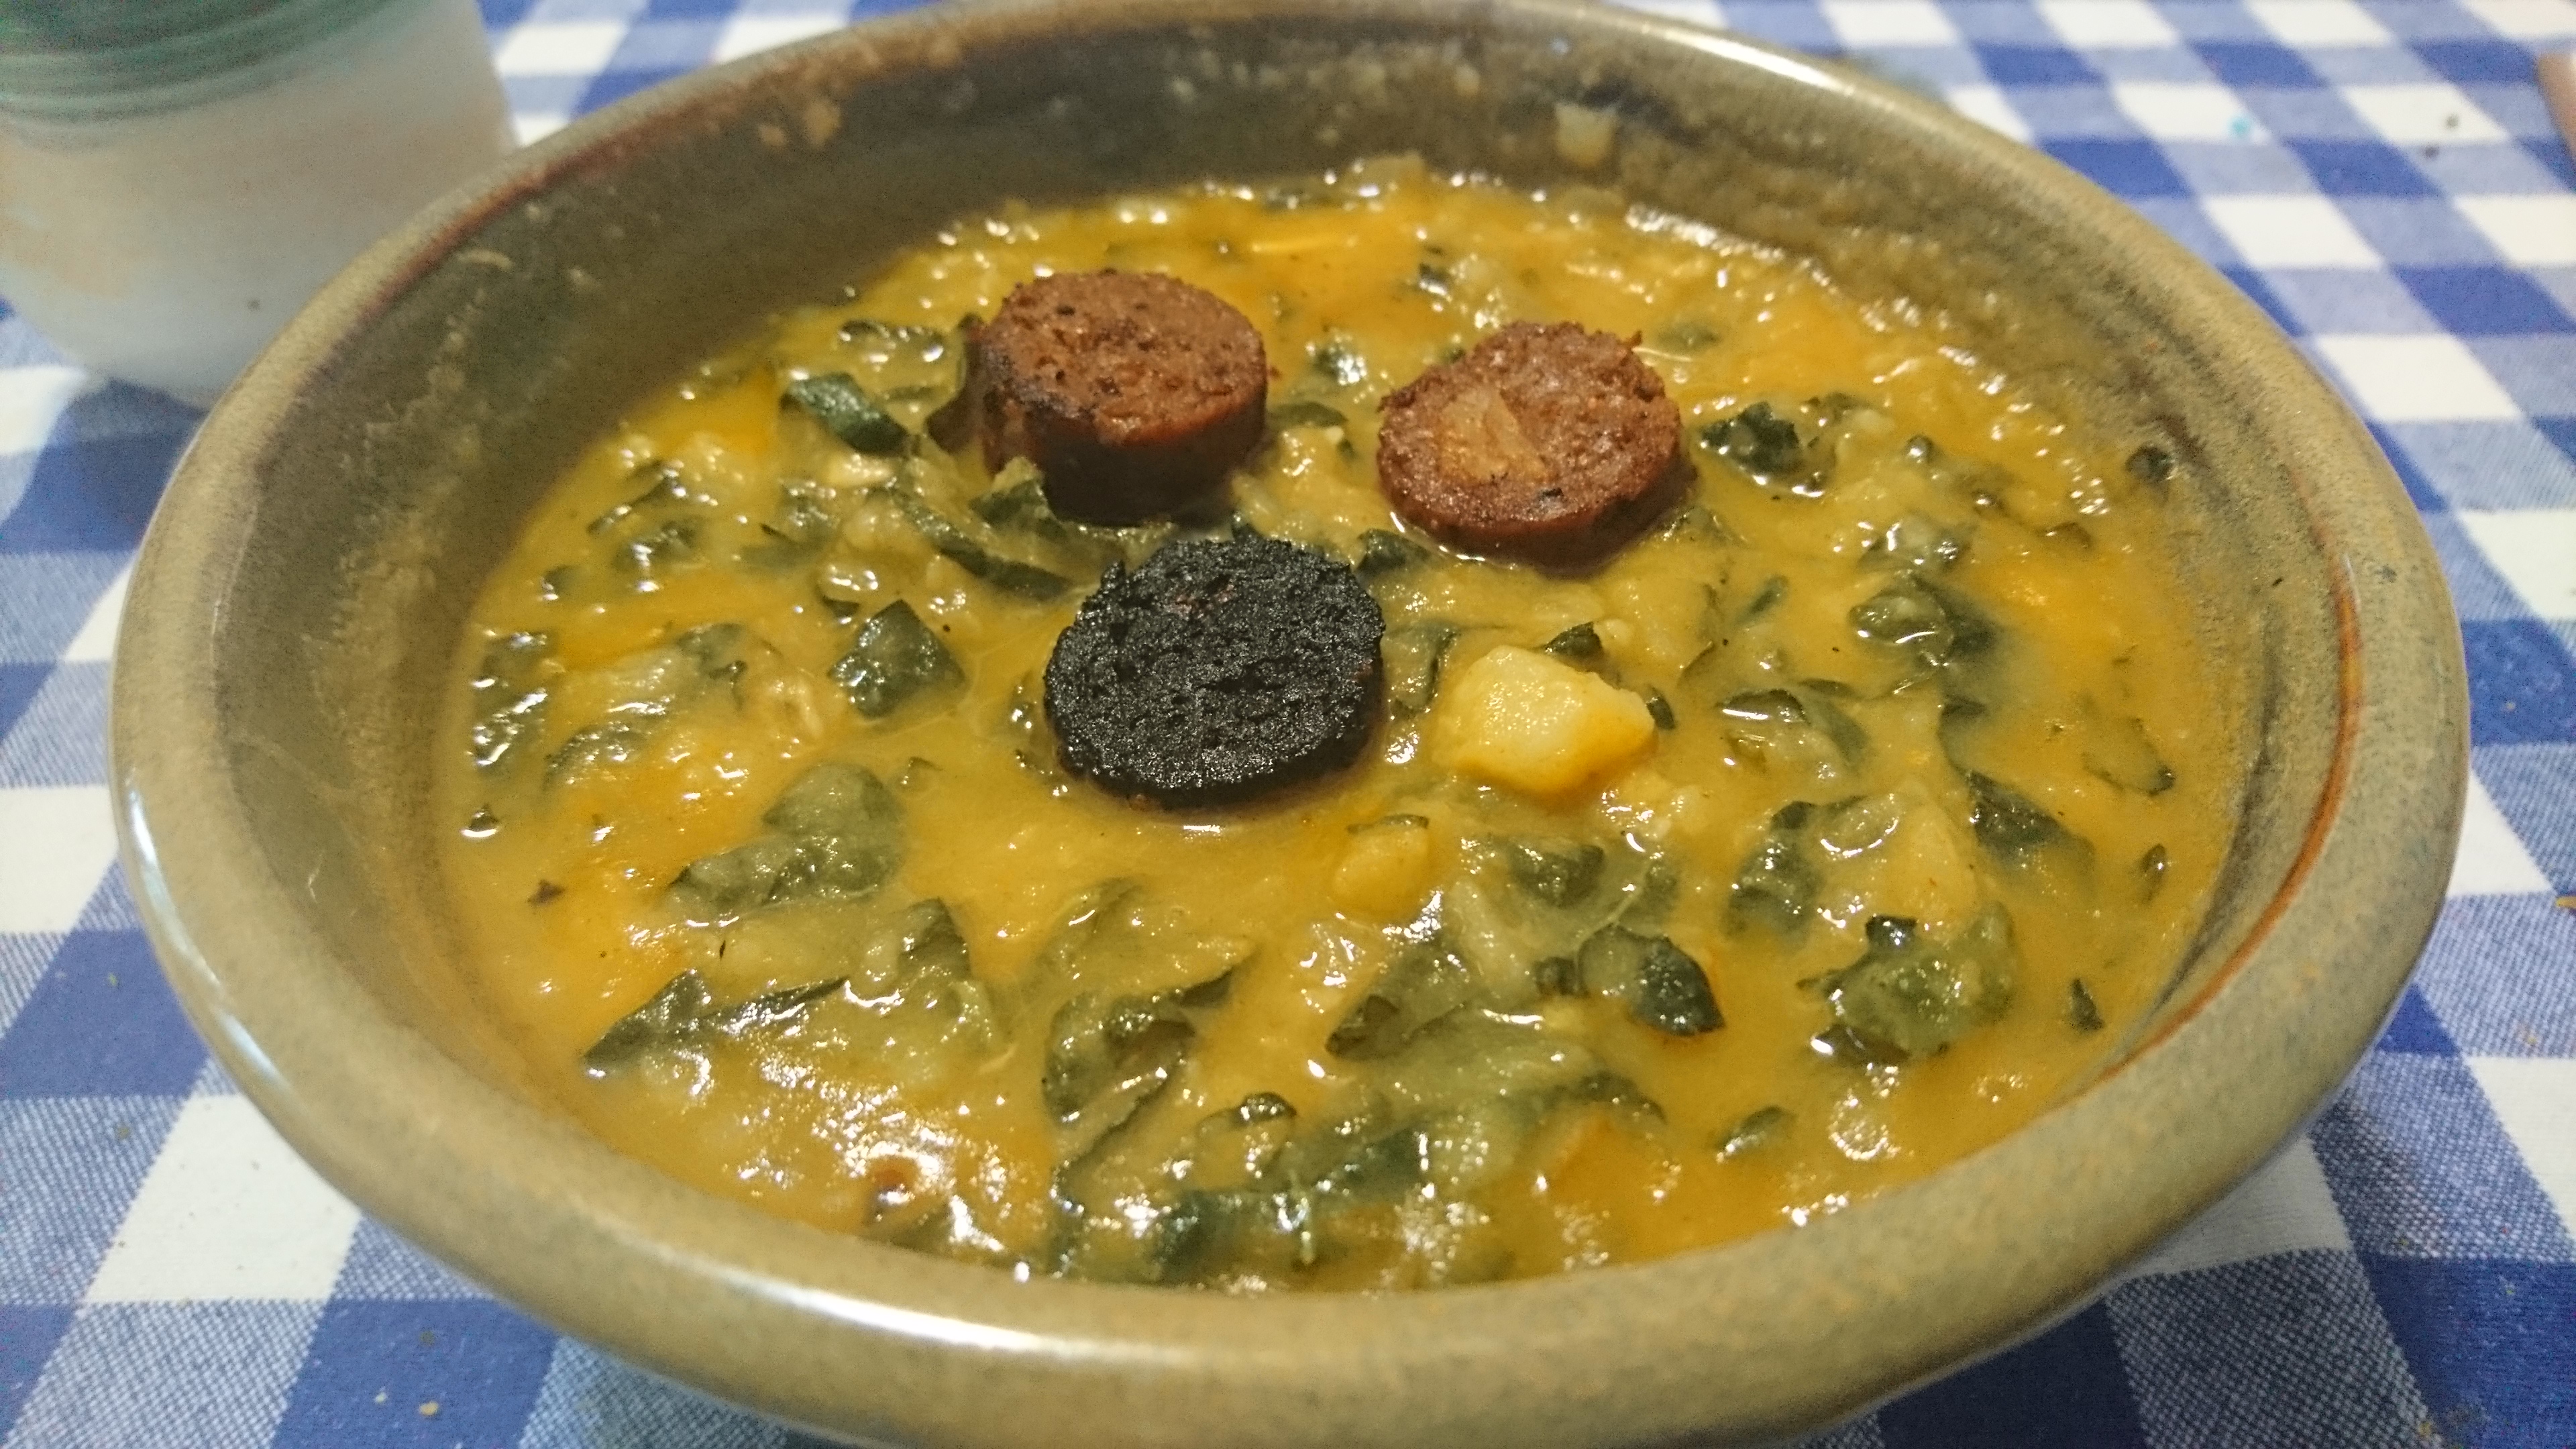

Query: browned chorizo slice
[1375,321,1686,570]
[960,271,1268,525]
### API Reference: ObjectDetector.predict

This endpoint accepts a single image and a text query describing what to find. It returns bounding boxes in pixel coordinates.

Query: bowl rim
[111,0,2468,1442]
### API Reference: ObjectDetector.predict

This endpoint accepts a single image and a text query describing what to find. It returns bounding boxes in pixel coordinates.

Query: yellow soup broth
[437,160,2232,1290]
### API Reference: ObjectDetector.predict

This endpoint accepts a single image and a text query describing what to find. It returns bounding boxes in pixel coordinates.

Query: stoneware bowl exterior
[111,1,2467,1444]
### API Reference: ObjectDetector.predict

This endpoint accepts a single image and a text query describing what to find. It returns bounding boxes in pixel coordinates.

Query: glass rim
[0,0,403,115]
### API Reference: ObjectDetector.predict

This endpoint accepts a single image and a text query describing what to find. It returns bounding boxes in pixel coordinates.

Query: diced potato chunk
[1331,817,1434,921]
[1435,645,1656,797]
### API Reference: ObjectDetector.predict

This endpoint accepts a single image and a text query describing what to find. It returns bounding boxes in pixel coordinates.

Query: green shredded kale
[668,762,903,922]
[1962,770,2077,867]
[1729,801,1821,935]
[1822,908,2017,1061]
[830,600,963,719]
[875,484,1070,601]
[468,631,553,771]
[1716,1105,1791,1161]
[1326,932,1478,1060]
[786,372,909,453]
[582,971,846,1075]
[1702,400,1806,478]
[1356,529,1429,578]
[1542,621,1605,662]
[2069,979,2104,1032]
[1578,923,1722,1036]
[1382,621,1461,714]
[1268,400,1349,431]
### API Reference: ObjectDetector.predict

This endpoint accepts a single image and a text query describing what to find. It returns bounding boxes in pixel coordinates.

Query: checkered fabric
[1,0,2569,1444]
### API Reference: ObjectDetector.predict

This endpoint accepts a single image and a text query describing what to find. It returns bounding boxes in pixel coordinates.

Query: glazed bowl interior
[114,1,2465,1445]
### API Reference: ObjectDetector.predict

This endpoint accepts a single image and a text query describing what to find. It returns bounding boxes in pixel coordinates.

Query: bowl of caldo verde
[113,0,2466,1444]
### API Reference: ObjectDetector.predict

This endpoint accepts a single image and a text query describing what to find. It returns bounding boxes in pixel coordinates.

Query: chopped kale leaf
[668,762,904,922]
[875,484,1071,601]
[1702,401,1806,479]
[1382,621,1461,714]
[1644,686,1677,731]
[1716,1105,1791,1161]
[830,600,963,719]
[1268,400,1349,431]
[468,631,553,771]
[609,518,700,578]
[1742,575,1788,620]
[1042,990,1196,1121]
[1849,574,1996,669]
[2137,843,2170,902]
[1578,924,1722,1036]
[1485,836,1607,908]
[588,461,698,536]
[1542,621,1605,662]
[1652,319,1720,353]
[741,480,839,568]
[1229,1091,1297,1124]
[2082,712,2176,795]
[1310,339,1369,389]
[1823,907,2016,1061]
[786,372,909,454]
[545,717,657,781]
[2069,979,2104,1032]
[1860,515,1967,574]
[1356,529,1430,578]
[1729,805,1820,935]
[1326,932,1477,1060]
[1962,769,2075,867]
[1721,688,1806,725]
[1532,954,1584,998]
[582,969,847,1075]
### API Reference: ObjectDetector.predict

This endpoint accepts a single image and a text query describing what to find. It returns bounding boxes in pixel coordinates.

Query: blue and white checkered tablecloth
[3,0,2571,1444]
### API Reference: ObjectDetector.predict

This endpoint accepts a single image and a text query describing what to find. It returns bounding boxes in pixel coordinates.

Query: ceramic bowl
[111,1,2467,1443]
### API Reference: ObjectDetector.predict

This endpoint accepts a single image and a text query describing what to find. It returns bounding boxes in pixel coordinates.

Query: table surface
[3,0,2573,1445]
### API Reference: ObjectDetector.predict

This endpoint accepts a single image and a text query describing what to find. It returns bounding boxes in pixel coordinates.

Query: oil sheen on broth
[439,159,2230,1290]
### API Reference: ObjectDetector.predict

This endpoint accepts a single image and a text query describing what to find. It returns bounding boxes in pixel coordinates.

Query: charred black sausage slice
[959,271,1268,525]
[1375,321,1686,570]
[1045,535,1383,808]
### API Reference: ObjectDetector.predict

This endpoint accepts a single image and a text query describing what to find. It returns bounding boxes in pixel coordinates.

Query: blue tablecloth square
[2045,137,2201,193]
[2107,1252,2435,1449]
[2290,137,2447,194]
[2385,420,2576,508]
[2402,266,2576,334]
[0,1097,182,1303]
[271,1300,561,1449]
[2192,40,2325,86]
[0,661,110,788]
[1874,1303,2149,1449]
[0,932,208,1099]
[11,1303,321,1449]
[2471,743,2576,889]
[2418,38,2561,85]
[2376,987,2462,1055]
[0,664,48,744]
[0,1307,75,1444]
[0,432,184,555]
[0,555,125,667]
[2415,892,2576,1056]
[2359,1255,2576,1449]
[2314,1053,2576,1261]
[1974,42,2103,85]
[2463,619,2576,745]
[2342,196,2524,266]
